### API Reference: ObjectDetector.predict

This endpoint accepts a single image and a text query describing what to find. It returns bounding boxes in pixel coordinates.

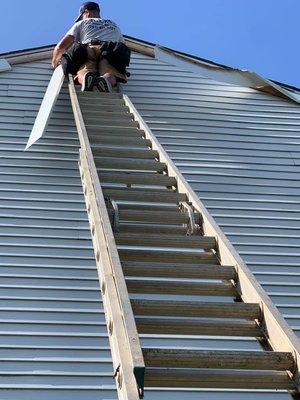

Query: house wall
[0,52,298,400]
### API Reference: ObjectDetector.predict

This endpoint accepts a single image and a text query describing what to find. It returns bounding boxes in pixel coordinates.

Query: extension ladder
[68,79,300,400]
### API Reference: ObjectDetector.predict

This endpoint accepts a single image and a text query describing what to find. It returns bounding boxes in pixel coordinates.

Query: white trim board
[25,65,65,150]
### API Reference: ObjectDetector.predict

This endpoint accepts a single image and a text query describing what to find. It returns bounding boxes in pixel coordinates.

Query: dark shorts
[78,44,127,82]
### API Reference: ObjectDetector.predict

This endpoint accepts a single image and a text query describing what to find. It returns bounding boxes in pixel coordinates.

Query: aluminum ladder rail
[68,80,300,398]
[68,78,145,400]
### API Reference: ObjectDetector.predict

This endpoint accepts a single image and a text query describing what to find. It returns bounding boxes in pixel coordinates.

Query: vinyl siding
[124,52,300,399]
[0,52,297,400]
[0,60,118,400]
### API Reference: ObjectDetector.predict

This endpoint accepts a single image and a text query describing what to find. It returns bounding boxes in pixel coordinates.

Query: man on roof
[52,1,130,92]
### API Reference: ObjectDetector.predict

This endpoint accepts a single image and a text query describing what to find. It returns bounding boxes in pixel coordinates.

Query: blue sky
[1,0,299,88]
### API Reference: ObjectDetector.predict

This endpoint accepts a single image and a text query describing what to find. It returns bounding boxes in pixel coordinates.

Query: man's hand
[52,35,75,69]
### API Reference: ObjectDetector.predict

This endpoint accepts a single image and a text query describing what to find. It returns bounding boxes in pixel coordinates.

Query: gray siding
[124,52,300,399]
[0,52,297,400]
[0,60,117,399]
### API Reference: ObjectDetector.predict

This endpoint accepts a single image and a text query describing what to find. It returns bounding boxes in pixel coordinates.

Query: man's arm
[52,35,75,68]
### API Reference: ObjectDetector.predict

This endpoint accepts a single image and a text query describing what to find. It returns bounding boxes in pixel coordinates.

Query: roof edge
[0,45,54,65]
[0,37,155,65]
[1,37,298,102]
[155,46,300,104]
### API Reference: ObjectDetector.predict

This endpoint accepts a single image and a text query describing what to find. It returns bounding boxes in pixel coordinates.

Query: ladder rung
[117,203,180,212]
[78,91,123,100]
[103,188,187,203]
[144,368,295,390]
[78,100,125,109]
[114,211,190,225]
[92,147,159,159]
[91,136,152,148]
[131,299,261,319]
[95,157,167,172]
[81,103,128,112]
[119,248,218,263]
[85,118,139,128]
[116,233,215,249]
[123,262,235,279]
[136,317,262,336]
[98,172,177,186]
[143,348,295,371]
[81,102,129,113]
[126,279,236,296]
[118,224,194,235]
[83,110,134,119]
[88,126,143,136]
[84,117,139,128]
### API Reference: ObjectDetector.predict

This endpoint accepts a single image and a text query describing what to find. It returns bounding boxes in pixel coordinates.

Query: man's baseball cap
[75,2,100,22]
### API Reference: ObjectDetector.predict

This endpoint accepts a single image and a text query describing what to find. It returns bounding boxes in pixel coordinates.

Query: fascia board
[155,46,300,104]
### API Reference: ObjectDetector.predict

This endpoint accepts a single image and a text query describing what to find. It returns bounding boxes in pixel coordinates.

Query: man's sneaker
[96,76,113,93]
[81,72,97,91]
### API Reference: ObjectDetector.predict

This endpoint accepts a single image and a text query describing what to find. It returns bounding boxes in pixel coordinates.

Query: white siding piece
[0,58,12,72]
[0,59,117,399]
[25,65,65,150]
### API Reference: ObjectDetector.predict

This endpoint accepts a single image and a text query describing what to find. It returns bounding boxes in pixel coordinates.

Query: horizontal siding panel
[0,173,82,185]
[136,107,300,121]
[155,134,300,148]
[0,149,78,159]
[210,215,300,228]
[228,235,300,246]
[206,207,300,218]
[0,388,118,400]
[177,174,300,188]
[128,93,292,107]
[0,138,79,147]
[0,190,86,201]
[200,198,300,211]
[129,104,291,116]
[133,98,300,113]
[192,183,300,196]
[0,346,112,358]
[0,199,86,211]
[0,157,82,170]
[0,225,90,238]
[174,155,296,166]
[125,86,285,101]
[126,80,272,96]
[157,131,300,144]
[0,333,112,347]
[139,115,300,129]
